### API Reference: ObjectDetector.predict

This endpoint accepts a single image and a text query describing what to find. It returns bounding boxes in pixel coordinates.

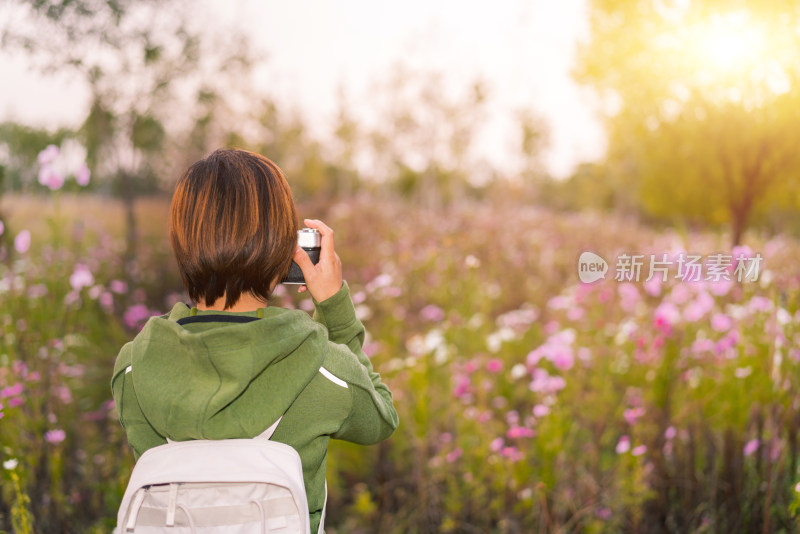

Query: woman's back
[112,148,398,533]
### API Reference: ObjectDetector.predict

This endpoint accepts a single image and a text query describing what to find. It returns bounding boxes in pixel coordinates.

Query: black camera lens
[282,228,321,284]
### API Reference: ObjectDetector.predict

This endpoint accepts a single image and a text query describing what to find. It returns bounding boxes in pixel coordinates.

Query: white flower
[510,363,527,380]
[354,304,371,320]
[3,458,18,470]
[465,255,481,268]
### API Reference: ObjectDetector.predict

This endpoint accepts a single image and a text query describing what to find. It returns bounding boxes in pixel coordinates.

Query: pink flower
[532,404,550,417]
[547,296,570,310]
[506,426,535,439]
[707,278,733,297]
[45,429,66,444]
[38,165,64,190]
[1,383,23,398]
[501,446,523,462]
[632,445,647,456]
[110,280,128,294]
[64,290,81,308]
[27,284,48,299]
[100,292,114,312]
[748,296,772,313]
[643,275,662,297]
[37,144,59,165]
[453,375,471,399]
[14,230,31,254]
[566,306,585,321]
[527,349,543,368]
[445,447,462,463]
[552,349,574,371]
[691,338,715,356]
[683,291,714,322]
[0,220,4,236]
[548,375,566,392]
[529,370,567,394]
[8,398,24,408]
[596,507,612,520]
[69,264,95,291]
[624,407,645,426]
[616,435,631,454]
[486,358,503,374]
[732,245,754,260]
[490,438,504,452]
[367,273,393,291]
[529,330,575,371]
[505,410,520,425]
[419,304,445,322]
[75,163,91,186]
[664,426,676,440]
[56,385,72,404]
[715,331,739,356]
[669,283,691,305]
[711,313,733,333]
[653,302,680,332]
[743,439,759,456]
[618,283,640,312]
[124,304,153,329]
[383,286,402,298]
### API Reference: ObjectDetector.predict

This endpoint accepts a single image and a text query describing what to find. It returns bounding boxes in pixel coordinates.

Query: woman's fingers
[298,218,343,302]
[293,246,317,283]
[304,218,336,263]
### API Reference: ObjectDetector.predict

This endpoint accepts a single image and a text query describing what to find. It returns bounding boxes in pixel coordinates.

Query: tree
[0,122,73,191]
[365,65,489,205]
[575,0,800,245]
[1,0,257,273]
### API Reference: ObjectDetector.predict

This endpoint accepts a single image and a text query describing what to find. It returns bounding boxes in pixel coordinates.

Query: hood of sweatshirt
[112,302,327,441]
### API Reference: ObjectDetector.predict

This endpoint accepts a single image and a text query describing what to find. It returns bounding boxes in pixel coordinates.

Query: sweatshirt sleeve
[111,344,167,460]
[313,282,399,444]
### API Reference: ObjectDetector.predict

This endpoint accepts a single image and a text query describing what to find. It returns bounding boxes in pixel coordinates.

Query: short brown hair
[169,148,298,309]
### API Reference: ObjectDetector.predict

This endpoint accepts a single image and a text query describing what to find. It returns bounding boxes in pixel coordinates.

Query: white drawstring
[252,499,267,534]
[176,504,197,534]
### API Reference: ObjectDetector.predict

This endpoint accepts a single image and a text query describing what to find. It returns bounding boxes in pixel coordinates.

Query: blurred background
[1,0,800,532]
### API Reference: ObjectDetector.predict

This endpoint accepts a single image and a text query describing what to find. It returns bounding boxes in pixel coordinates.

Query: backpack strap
[256,416,283,440]
[165,416,283,444]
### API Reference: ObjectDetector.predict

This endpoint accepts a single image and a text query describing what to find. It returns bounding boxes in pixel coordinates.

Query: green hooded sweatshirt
[111,282,398,533]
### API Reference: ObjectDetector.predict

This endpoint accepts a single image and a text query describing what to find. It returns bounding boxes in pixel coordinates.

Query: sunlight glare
[695,12,766,74]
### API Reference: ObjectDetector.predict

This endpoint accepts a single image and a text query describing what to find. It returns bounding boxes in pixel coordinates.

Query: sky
[0,0,605,179]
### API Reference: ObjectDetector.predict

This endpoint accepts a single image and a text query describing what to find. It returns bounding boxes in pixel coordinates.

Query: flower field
[1,192,800,533]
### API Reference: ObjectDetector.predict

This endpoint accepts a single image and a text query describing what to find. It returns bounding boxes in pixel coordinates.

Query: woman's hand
[293,218,343,302]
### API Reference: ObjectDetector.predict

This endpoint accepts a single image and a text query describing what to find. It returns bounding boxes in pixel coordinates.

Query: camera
[282,228,321,284]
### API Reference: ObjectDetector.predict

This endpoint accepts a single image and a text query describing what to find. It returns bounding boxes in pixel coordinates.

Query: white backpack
[116,417,322,533]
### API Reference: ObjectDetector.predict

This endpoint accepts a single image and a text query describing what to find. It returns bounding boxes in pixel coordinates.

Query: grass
[1,191,800,533]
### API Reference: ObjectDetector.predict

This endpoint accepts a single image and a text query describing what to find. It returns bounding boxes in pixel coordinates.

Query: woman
[111,148,399,533]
